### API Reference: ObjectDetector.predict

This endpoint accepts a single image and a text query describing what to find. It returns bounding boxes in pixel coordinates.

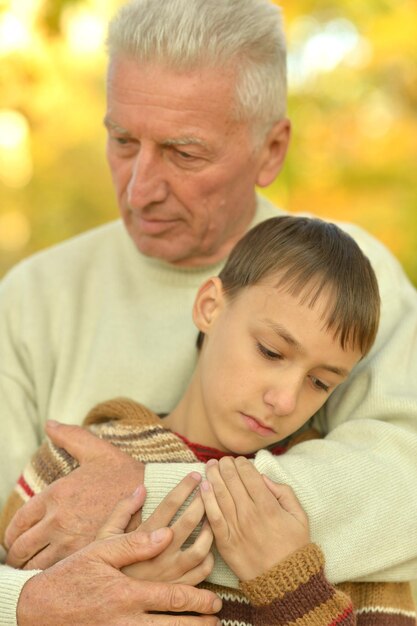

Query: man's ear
[192,277,225,333]
[255,118,291,188]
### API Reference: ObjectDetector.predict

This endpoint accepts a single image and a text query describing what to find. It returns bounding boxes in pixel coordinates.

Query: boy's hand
[16,522,222,626]
[200,457,310,581]
[98,472,214,585]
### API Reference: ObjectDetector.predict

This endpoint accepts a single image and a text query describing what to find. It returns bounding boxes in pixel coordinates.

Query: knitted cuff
[0,566,41,626]
[239,543,324,605]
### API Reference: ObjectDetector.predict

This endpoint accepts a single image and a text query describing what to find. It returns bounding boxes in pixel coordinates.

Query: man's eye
[257,342,282,361]
[113,137,129,146]
[310,376,330,393]
[176,149,194,160]
[111,136,131,146]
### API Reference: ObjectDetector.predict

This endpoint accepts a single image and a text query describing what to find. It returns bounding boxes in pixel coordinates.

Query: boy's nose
[263,379,299,417]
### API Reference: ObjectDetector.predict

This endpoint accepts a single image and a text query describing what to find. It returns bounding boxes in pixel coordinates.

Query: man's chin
[127,230,192,265]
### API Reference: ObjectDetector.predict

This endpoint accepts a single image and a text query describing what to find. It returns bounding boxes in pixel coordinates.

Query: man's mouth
[133,214,180,235]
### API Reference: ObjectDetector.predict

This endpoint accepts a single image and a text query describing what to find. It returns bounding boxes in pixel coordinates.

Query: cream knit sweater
[1,196,417,624]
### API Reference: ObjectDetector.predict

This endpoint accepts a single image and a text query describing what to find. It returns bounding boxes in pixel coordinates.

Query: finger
[4,495,46,550]
[125,507,143,532]
[45,420,113,464]
[262,476,308,524]
[142,613,220,625]
[217,457,251,505]
[169,494,206,548]
[97,526,174,569]
[206,459,238,520]
[6,519,50,568]
[199,480,228,540]
[135,579,222,615]
[146,618,220,625]
[179,519,213,569]
[234,456,272,504]
[141,472,202,531]
[174,552,215,586]
[23,543,60,570]
[96,486,146,540]
[190,519,214,557]
[141,614,221,626]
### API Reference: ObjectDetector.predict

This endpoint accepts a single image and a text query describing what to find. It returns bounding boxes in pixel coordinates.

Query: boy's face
[190,276,363,455]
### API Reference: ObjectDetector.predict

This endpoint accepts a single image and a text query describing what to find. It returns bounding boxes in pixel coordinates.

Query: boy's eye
[257,342,283,361]
[310,376,330,393]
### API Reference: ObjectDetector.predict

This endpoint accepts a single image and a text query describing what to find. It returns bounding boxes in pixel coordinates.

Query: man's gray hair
[107,0,287,135]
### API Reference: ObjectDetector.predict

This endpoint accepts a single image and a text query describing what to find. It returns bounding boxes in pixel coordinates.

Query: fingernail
[151,528,168,543]
[200,480,210,492]
[132,485,142,497]
[190,471,202,482]
[212,598,222,612]
[46,419,59,428]
[206,459,218,467]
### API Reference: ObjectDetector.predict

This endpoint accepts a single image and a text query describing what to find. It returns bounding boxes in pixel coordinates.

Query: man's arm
[143,238,417,584]
[4,423,147,569]
[6,270,417,583]
[4,225,417,584]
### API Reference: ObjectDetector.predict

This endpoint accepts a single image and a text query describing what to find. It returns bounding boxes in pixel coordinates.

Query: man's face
[187,277,362,454]
[105,56,286,267]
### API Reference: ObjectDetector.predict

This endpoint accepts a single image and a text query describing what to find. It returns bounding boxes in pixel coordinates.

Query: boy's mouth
[240,413,276,437]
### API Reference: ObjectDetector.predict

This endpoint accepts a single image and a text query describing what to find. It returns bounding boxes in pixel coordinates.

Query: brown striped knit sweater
[0,398,415,626]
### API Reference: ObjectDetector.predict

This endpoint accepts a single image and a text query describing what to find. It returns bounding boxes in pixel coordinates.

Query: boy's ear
[255,118,291,188]
[192,277,225,333]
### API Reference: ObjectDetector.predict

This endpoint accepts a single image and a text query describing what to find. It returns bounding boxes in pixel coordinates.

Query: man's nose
[127,148,169,209]
[263,375,301,417]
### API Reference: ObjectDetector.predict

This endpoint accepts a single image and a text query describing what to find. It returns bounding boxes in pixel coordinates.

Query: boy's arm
[198,458,355,625]
[240,544,354,626]
[5,231,417,584]
[144,255,417,584]
[238,551,416,625]
[145,412,417,585]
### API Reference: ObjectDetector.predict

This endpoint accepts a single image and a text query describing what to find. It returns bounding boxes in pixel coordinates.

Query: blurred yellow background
[0,0,416,286]
[0,0,416,600]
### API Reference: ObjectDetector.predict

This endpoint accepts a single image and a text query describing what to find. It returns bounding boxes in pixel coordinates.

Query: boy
[1,216,415,624]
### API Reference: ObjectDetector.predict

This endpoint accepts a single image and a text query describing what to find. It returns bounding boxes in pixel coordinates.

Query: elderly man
[1,0,417,624]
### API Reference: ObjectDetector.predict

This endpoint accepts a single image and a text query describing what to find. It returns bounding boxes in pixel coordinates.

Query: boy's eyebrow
[320,364,350,378]
[103,117,209,149]
[263,319,350,378]
[264,320,302,351]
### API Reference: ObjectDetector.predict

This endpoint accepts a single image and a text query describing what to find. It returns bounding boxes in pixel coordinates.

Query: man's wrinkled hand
[16,523,222,626]
[5,421,145,569]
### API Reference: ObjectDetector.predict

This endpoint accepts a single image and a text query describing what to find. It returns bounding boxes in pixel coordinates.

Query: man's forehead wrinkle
[111,81,227,110]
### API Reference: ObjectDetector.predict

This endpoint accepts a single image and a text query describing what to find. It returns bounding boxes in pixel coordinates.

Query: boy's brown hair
[197,216,380,356]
